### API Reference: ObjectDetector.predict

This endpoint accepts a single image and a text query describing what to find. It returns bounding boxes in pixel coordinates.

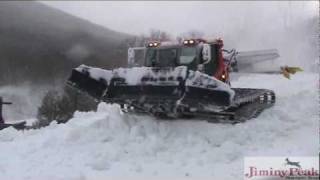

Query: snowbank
[0,73,318,180]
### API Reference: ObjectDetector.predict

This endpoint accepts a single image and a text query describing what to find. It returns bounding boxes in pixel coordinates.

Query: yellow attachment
[280,66,303,79]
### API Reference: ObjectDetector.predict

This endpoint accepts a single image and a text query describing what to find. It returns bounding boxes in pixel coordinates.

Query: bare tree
[180,30,205,39]
[149,29,172,41]
[35,86,98,128]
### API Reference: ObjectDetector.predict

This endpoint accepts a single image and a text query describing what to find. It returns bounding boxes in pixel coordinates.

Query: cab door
[203,44,219,76]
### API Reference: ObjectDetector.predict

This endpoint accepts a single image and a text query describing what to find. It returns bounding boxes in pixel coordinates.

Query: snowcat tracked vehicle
[67,38,277,123]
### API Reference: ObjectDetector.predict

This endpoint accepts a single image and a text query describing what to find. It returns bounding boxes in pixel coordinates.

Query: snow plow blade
[236,49,280,65]
[0,121,26,130]
[67,65,234,107]
[67,65,275,123]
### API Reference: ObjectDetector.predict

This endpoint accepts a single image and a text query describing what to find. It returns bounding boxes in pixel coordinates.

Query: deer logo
[284,158,301,168]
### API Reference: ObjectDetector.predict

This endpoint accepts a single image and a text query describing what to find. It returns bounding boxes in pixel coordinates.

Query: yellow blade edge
[280,66,303,79]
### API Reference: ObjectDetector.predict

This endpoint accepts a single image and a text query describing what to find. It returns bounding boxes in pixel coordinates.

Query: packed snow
[0,72,318,180]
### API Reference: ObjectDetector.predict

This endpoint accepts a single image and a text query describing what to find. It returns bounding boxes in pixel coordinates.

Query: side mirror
[128,48,135,67]
[202,44,211,63]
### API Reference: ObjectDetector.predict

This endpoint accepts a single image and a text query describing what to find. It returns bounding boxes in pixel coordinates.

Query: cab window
[179,47,197,65]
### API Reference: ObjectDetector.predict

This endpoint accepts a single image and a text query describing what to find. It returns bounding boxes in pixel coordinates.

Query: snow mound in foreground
[0,73,318,180]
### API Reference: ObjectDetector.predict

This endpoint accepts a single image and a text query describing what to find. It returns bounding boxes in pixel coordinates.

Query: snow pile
[0,73,318,180]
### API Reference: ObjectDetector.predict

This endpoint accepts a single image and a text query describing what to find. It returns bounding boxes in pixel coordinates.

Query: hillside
[0,1,132,85]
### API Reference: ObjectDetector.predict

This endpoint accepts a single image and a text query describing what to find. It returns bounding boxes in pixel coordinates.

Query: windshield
[145,49,157,66]
[145,48,177,67]
[179,47,197,64]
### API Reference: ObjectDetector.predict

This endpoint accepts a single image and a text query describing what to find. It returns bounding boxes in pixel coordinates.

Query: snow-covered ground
[0,73,318,180]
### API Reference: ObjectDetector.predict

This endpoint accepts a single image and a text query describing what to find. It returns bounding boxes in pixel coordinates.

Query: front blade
[67,65,234,110]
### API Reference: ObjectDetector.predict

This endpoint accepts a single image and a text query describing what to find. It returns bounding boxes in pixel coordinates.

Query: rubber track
[122,89,275,123]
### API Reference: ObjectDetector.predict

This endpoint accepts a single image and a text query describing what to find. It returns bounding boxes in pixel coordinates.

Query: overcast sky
[40,1,317,37]
[39,1,318,70]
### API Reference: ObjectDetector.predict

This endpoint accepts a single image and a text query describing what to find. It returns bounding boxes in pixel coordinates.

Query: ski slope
[0,73,318,180]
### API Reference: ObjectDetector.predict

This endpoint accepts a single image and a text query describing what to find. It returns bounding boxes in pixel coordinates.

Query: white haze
[66,44,92,62]
[41,1,318,71]
[0,85,50,121]
[1,1,317,121]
